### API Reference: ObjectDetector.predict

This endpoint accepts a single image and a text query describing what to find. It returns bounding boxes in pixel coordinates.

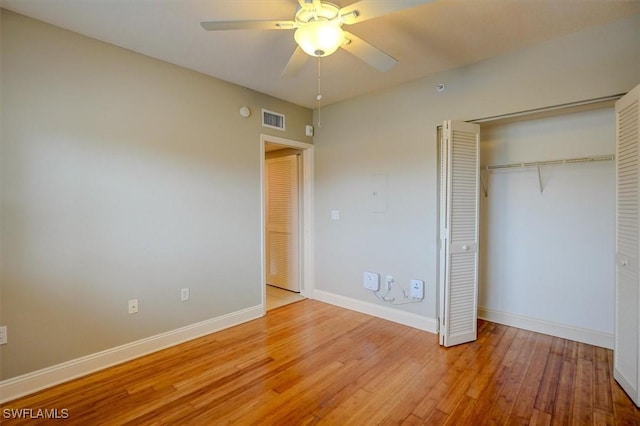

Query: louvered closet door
[615,85,640,406]
[266,154,300,292]
[439,120,481,347]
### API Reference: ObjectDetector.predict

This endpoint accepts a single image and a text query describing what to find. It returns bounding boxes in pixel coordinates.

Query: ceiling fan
[201,0,432,77]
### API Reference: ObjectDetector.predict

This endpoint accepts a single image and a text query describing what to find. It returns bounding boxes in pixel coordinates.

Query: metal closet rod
[479,154,614,196]
[483,154,615,171]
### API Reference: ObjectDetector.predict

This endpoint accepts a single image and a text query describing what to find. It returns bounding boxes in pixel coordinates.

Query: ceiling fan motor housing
[295,1,341,24]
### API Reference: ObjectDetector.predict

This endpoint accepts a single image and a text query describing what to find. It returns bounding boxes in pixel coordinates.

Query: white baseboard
[313,290,437,334]
[478,307,613,349]
[0,305,264,403]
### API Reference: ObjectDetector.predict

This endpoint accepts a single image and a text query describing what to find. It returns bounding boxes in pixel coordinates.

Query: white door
[614,84,640,406]
[265,154,300,292]
[439,120,481,347]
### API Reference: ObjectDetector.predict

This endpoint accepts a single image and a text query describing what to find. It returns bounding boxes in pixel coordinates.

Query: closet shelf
[482,154,614,171]
[480,154,614,196]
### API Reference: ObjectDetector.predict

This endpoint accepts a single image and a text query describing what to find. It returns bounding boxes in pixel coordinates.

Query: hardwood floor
[2,300,639,425]
[266,285,305,311]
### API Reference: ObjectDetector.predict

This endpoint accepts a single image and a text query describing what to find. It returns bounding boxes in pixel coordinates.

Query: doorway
[261,135,314,312]
[265,148,301,293]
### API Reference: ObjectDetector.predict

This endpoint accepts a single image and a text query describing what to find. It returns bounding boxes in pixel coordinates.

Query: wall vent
[262,109,286,131]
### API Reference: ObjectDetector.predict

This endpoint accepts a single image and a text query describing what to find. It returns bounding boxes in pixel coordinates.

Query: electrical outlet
[128,299,138,314]
[0,326,7,345]
[363,272,380,291]
[410,280,424,300]
[181,288,190,302]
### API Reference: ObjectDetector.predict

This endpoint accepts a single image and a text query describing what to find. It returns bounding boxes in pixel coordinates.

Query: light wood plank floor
[266,285,305,311]
[2,300,639,424]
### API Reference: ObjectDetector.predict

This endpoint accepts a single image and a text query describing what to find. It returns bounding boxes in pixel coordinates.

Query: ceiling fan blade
[341,31,398,72]
[339,0,434,25]
[200,20,296,31]
[281,46,309,78]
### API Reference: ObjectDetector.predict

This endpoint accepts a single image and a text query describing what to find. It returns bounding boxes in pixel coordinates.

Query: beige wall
[313,15,639,321]
[0,9,312,379]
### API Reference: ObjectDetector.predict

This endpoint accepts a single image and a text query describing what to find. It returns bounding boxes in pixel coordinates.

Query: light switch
[331,210,340,220]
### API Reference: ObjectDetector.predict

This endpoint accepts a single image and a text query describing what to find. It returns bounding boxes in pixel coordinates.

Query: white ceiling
[2,0,638,109]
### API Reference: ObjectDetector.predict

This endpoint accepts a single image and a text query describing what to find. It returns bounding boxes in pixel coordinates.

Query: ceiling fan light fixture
[294,20,344,57]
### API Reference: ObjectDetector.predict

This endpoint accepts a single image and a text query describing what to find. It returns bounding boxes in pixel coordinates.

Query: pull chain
[316,56,322,128]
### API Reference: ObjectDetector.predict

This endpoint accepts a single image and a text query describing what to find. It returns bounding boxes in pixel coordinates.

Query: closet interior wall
[478,106,616,347]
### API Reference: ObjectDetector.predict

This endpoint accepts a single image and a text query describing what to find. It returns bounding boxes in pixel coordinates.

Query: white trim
[0,305,263,403]
[470,94,622,124]
[478,307,613,349]
[314,290,437,334]
[614,369,640,406]
[261,134,313,150]
[260,135,314,306]
[301,147,314,299]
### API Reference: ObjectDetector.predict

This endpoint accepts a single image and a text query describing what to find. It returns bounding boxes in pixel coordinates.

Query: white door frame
[260,134,314,313]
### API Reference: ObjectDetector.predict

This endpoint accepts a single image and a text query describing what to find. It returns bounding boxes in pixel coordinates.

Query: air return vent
[262,109,286,131]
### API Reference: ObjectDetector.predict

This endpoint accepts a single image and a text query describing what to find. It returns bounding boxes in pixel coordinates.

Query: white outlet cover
[410,280,424,299]
[363,272,380,291]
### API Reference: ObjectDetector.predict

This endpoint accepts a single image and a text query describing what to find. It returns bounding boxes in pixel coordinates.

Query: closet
[438,85,640,406]
[439,99,618,349]
[478,106,616,345]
